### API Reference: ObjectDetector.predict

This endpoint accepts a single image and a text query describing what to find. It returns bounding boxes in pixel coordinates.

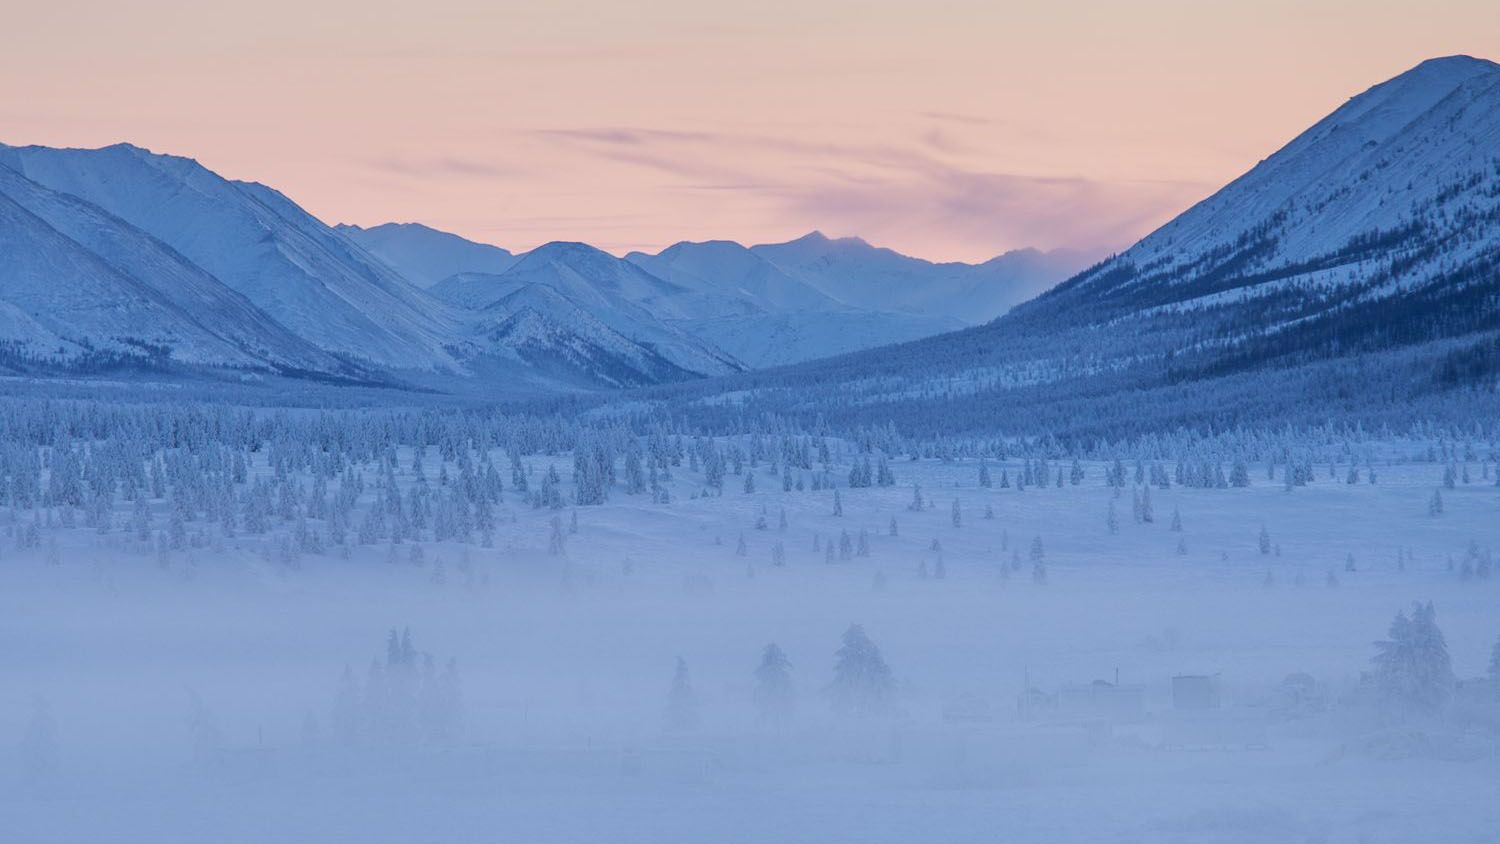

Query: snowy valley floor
[3,456,1499,843]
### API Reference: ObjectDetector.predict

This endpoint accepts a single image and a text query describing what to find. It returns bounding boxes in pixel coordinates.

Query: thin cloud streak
[527,122,1212,258]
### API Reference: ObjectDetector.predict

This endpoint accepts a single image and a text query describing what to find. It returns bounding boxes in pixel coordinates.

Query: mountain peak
[524,241,611,262]
[776,230,876,251]
[531,240,600,252]
[1361,54,1500,105]
[1408,54,1500,76]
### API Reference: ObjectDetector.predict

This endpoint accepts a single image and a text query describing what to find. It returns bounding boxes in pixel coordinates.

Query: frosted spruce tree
[1372,601,1455,714]
[753,643,795,725]
[829,624,895,718]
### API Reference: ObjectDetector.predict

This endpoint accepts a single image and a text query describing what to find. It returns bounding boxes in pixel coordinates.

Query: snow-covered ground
[3,453,1497,843]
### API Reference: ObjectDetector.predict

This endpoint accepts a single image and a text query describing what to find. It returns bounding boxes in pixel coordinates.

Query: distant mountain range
[0,142,1086,390]
[633,55,1500,437]
[5,54,1494,423]
[342,226,1090,368]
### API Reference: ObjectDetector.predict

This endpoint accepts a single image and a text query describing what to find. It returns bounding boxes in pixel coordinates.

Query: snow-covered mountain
[0,161,355,376]
[627,240,844,314]
[354,222,1080,368]
[626,239,965,366]
[1020,54,1500,366]
[337,222,518,288]
[749,232,1096,323]
[470,284,701,388]
[0,143,462,371]
[682,308,966,369]
[0,133,1106,390]
[649,56,1500,438]
[431,242,744,376]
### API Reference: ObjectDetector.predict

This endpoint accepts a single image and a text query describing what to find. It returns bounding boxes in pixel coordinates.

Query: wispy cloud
[919,110,994,126]
[365,155,519,180]
[529,123,1211,257]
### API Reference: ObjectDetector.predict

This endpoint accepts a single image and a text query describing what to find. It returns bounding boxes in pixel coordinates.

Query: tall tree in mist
[1372,601,1455,713]
[830,624,895,718]
[753,644,796,725]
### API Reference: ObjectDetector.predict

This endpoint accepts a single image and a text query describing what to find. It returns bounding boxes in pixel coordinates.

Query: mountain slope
[469,284,700,388]
[0,143,461,370]
[633,56,1500,439]
[1022,54,1500,369]
[431,241,743,377]
[683,308,966,369]
[0,163,352,375]
[626,239,965,366]
[336,222,518,288]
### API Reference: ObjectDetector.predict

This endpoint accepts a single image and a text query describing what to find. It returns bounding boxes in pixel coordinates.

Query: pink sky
[3,0,1496,261]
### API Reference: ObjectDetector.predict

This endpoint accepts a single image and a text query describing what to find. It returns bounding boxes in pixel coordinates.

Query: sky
[3,1,1497,262]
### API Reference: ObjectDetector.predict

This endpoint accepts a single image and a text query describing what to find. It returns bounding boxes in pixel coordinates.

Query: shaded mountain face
[431,242,744,377]
[471,284,700,389]
[0,143,461,371]
[337,222,517,288]
[636,56,1500,439]
[1007,54,1500,386]
[0,162,354,376]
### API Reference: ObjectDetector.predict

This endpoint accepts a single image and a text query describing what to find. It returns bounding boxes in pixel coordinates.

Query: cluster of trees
[329,628,464,748]
[1367,601,1500,719]
[1371,603,1456,713]
[665,624,897,732]
[0,393,1495,588]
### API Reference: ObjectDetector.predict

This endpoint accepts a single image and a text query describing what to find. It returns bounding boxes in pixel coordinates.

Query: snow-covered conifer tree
[829,624,894,718]
[1372,602,1454,713]
[753,644,795,725]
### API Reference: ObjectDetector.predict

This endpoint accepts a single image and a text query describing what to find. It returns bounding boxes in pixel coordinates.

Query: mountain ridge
[612,55,1500,439]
